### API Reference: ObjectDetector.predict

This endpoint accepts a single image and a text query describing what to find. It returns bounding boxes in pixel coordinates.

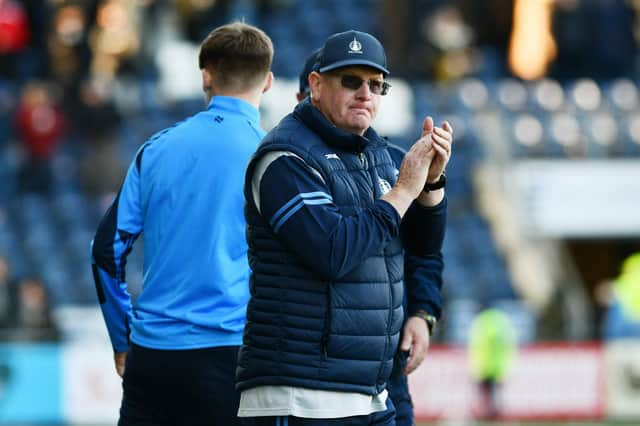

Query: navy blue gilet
[236,99,405,395]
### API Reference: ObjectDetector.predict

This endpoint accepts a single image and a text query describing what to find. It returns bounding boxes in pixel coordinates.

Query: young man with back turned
[91,22,274,425]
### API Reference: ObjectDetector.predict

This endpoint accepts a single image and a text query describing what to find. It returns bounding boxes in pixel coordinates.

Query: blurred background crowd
[0,0,639,353]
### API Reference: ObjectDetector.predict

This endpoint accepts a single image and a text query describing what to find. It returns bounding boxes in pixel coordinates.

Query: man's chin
[347,115,371,129]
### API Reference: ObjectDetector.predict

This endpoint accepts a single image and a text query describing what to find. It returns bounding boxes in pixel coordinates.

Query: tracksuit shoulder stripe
[271,192,333,233]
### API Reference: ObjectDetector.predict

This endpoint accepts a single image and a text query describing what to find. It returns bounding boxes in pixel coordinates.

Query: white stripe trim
[251,151,325,214]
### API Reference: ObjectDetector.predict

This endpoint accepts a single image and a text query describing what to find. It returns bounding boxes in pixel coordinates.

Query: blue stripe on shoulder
[269,191,333,228]
[272,193,333,233]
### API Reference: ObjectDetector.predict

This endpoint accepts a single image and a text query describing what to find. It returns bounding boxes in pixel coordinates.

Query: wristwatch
[423,173,446,193]
[410,310,437,335]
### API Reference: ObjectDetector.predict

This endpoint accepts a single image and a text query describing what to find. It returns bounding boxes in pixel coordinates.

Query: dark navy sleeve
[401,199,447,318]
[401,198,447,257]
[90,154,143,352]
[390,143,447,319]
[253,153,401,281]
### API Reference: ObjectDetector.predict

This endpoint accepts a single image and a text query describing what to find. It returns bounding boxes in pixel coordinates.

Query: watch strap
[410,310,437,335]
[423,172,446,193]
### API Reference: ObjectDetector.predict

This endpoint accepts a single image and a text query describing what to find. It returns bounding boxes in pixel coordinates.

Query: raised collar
[208,96,260,124]
[293,97,385,153]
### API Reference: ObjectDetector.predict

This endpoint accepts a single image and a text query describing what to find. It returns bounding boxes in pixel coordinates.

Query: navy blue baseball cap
[315,30,389,76]
[298,48,321,94]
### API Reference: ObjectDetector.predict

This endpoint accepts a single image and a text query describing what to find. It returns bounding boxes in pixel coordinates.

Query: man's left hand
[426,121,453,183]
[400,316,431,375]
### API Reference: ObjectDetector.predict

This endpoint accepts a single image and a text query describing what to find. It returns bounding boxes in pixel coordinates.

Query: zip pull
[359,152,365,165]
[320,338,328,359]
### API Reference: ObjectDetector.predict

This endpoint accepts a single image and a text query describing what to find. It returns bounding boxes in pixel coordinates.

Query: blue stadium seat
[40,259,73,305]
[496,78,528,112]
[581,111,620,157]
[272,44,307,78]
[455,78,491,113]
[443,265,475,300]
[511,113,546,157]
[619,112,640,156]
[548,111,586,158]
[567,78,602,113]
[530,78,566,113]
[602,78,639,114]
[442,299,481,344]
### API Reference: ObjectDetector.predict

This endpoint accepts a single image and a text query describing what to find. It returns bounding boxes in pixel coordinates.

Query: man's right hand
[114,351,127,377]
[381,116,436,217]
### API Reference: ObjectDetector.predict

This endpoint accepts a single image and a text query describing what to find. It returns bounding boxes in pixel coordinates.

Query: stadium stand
[0,0,639,347]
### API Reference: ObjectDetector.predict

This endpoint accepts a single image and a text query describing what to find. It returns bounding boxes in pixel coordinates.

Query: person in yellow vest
[468,308,518,420]
[603,253,640,338]
[613,253,640,320]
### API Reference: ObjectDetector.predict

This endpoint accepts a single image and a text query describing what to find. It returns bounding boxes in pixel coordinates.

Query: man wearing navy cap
[293,46,434,426]
[237,30,452,425]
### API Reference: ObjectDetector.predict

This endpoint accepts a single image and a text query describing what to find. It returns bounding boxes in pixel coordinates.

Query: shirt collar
[208,96,261,124]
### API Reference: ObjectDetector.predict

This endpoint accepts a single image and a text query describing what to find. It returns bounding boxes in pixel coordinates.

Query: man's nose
[354,81,372,99]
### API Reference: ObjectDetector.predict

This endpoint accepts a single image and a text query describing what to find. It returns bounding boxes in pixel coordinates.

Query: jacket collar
[208,96,261,125]
[293,98,385,152]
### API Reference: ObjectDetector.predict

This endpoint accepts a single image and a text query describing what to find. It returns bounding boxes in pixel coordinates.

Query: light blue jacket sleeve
[91,157,144,352]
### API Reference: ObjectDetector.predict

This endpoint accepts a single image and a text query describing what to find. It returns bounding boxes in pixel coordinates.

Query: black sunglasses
[335,74,391,96]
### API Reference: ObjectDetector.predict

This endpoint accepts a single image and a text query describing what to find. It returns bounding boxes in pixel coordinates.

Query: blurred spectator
[70,77,124,196]
[401,0,478,80]
[14,276,58,341]
[601,252,640,339]
[381,0,410,76]
[428,4,477,81]
[47,3,91,93]
[468,308,517,420]
[0,0,30,78]
[398,0,508,80]
[89,0,142,81]
[0,254,17,332]
[507,0,556,80]
[459,0,513,78]
[176,0,232,42]
[13,80,67,194]
[459,0,513,52]
[72,77,121,139]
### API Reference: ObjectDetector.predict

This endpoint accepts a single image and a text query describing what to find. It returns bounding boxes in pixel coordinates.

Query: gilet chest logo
[348,37,363,54]
[378,178,392,195]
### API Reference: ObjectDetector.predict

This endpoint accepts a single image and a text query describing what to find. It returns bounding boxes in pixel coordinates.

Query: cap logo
[348,36,363,54]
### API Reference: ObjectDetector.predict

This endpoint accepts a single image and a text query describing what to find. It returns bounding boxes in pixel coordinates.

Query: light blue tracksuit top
[91,96,264,352]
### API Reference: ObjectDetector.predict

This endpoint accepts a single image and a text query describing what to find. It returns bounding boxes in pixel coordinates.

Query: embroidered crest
[348,36,363,54]
[378,178,392,195]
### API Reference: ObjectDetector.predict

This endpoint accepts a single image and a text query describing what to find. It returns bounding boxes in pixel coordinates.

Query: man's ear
[201,68,213,93]
[308,71,321,100]
[262,71,274,94]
